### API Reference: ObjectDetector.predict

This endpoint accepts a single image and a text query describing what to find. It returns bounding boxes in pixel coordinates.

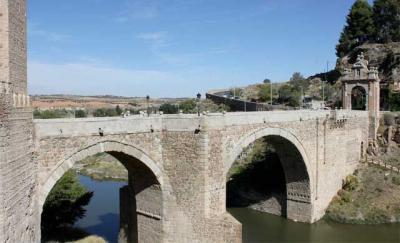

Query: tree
[389,91,400,111]
[179,99,197,113]
[115,105,122,115]
[263,79,271,84]
[336,0,375,57]
[159,103,179,114]
[41,170,93,232]
[373,0,400,43]
[278,84,301,107]
[258,83,272,103]
[93,108,118,117]
[75,110,87,118]
[289,72,309,91]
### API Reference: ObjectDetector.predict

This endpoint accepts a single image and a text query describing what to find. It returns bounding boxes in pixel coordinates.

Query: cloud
[27,60,207,97]
[114,0,160,22]
[137,31,168,42]
[29,25,72,43]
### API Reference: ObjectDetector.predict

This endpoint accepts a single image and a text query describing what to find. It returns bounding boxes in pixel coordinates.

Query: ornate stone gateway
[342,53,381,139]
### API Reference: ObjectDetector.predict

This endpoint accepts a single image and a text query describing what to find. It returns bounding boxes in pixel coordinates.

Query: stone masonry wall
[0,0,37,242]
[32,110,369,242]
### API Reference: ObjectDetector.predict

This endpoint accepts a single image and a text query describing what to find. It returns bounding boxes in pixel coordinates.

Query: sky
[28,0,363,98]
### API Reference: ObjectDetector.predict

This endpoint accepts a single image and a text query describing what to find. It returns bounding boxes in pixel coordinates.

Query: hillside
[337,42,400,87]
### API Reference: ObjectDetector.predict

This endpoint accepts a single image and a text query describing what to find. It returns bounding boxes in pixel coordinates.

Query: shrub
[343,175,359,191]
[383,113,396,126]
[392,176,400,186]
[41,170,93,231]
[338,189,352,204]
[75,110,87,118]
[93,108,118,117]
[159,103,179,114]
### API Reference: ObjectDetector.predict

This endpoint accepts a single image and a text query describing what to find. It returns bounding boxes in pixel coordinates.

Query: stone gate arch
[351,86,367,110]
[225,127,315,222]
[38,140,165,243]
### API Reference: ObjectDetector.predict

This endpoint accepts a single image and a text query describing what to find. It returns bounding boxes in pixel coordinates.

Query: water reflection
[74,176,127,243]
[228,208,400,243]
[73,175,400,243]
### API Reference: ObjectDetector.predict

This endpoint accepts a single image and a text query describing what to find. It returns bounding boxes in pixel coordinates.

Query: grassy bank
[74,153,128,182]
[325,163,400,224]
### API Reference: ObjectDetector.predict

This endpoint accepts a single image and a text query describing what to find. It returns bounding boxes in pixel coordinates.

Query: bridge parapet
[34,110,369,138]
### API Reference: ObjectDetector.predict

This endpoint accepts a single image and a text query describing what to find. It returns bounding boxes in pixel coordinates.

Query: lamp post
[196,92,201,116]
[146,95,150,117]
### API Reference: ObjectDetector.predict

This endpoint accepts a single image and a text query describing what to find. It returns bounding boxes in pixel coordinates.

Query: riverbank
[325,162,400,224]
[74,153,128,182]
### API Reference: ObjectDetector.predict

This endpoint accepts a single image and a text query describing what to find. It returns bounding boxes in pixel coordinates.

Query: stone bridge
[0,1,373,242]
[31,110,368,242]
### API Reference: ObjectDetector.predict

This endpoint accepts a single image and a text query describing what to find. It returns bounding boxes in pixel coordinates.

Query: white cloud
[27,61,208,97]
[29,25,72,43]
[137,31,167,42]
[114,0,160,22]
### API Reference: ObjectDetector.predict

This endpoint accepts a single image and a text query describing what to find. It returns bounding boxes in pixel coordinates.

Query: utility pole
[270,83,273,106]
[301,86,304,109]
[323,61,329,106]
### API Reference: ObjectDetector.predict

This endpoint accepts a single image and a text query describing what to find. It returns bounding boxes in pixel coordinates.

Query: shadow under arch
[39,140,165,243]
[351,86,367,110]
[226,127,314,223]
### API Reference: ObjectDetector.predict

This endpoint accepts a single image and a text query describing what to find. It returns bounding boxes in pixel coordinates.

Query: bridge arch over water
[226,127,313,222]
[39,140,165,243]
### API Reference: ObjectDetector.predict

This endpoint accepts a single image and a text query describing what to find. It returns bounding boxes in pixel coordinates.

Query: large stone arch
[225,127,314,222]
[38,140,165,243]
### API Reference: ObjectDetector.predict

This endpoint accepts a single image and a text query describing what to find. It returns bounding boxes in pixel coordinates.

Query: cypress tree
[373,0,400,43]
[336,0,375,57]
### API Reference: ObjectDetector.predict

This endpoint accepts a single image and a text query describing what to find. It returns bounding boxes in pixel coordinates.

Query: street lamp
[146,95,150,116]
[196,93,201,116]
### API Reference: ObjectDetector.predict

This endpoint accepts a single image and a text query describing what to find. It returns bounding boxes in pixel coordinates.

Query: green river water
[74,176,400,243]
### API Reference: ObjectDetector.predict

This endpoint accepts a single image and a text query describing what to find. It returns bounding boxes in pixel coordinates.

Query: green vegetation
[159,103,179,114]
[33,109,89,119]
[75,110,87,118]
[277,84,301,107]
[76,153,128,181]
[179,99,197,113]
[258,83,272,103]
[389,91,400,111]
[92,107,119,117]
[33,109,71,119]
[337,0,400,57]
[325,164,400,224]
[336,0,375,57]
[373,0,400,43]
[41,170,93,232]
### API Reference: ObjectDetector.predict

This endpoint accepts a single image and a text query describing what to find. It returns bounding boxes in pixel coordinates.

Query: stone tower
[0,0,38,242]
[342,52,380,140]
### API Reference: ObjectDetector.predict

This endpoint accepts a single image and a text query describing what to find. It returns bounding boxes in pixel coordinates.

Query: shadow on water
[84,213,120,243]
[41,226,91,243]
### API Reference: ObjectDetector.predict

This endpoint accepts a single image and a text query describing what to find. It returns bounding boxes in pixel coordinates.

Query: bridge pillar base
[286,200,313,223]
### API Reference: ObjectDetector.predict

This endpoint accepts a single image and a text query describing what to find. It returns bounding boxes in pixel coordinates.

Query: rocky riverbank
[325,162,400,224]
[74,153,128,182]
[325,115,400,224]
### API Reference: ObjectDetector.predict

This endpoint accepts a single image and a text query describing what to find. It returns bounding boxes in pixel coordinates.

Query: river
[75,175,400,243]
